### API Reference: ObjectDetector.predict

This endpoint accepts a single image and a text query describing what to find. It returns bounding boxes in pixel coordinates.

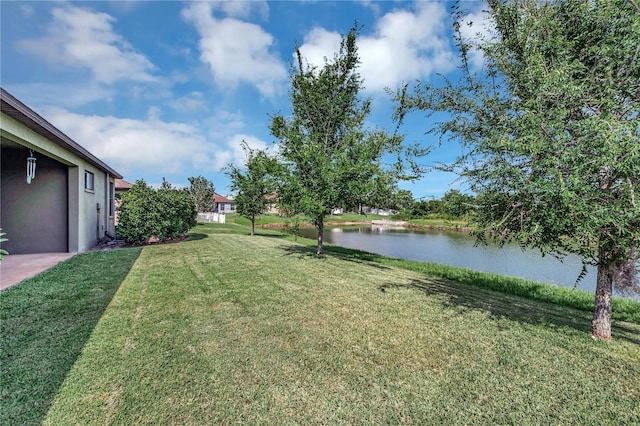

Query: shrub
[117,179,196,244]
[156,184,197,240]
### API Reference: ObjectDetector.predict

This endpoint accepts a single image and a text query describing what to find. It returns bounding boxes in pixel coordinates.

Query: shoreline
[261,220,474,233]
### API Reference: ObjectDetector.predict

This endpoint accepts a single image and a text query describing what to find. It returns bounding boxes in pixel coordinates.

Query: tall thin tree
[226,143,279,236]
[271,24,426,255]
[188,176,215,213]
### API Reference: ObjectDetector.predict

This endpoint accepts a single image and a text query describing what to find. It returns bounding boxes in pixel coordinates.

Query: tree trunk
[250,216,255,236]
[316,216,324,255]
[592,261,613,341]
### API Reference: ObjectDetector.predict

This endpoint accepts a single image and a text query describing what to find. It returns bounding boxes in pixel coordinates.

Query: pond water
[297,225,636,299]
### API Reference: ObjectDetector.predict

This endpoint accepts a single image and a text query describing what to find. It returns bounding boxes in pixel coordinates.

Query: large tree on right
[398,0,639,340]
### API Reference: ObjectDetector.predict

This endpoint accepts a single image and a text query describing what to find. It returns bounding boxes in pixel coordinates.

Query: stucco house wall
[1,88,122,254]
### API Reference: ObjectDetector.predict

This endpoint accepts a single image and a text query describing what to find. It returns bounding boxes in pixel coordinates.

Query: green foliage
[409,198,443,218]
[0,228,8,260]
[383,189,415,213]
[117,180,160,244]
[440,189,476,219]
[397,190,476,220]
[226,142,279,235]
[117,179,196,244]
[188,175,215,213]
[157,179,198,240]
[271,24,427,254]
[397,0,640,338]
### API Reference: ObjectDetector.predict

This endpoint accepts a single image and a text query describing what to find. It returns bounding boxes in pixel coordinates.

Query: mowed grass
[0,248,142,426]
[35,224,640,425]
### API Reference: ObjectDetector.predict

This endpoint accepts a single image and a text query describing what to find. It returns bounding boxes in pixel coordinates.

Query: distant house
[265,192,281,215]
[213,193,235,213]
[115,178,133,195]
[114,179,134,225]
[362,207,394,216]
[1,88,122,254]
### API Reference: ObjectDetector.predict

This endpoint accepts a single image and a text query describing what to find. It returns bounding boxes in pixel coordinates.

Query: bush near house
[117,179,196,244]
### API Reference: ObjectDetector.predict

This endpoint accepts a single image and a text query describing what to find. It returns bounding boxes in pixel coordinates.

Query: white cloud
[204,109,246,140]
[182,2,287,98]
[169,91,208,112]
[147,106,162,121]
[20,4,35,18]
[356,0,382,16]
[297,27,342,70]
[210,0,269,20]
[215,134,269,169]
[18,5,156,84]
[298,2,456,92]
[42,107,267,177]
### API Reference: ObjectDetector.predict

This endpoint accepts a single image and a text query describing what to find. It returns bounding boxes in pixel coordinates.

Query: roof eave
[1,87,123,179]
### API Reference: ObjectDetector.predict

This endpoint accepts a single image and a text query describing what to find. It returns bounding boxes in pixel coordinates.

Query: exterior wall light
[26,150,36,184]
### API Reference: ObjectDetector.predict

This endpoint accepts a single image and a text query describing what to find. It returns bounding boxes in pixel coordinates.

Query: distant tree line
[392,189,477,221]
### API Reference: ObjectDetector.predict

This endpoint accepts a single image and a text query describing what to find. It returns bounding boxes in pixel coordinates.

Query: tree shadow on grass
[0,247,142,426]
[186,233,208,242]
[253,232,293,239]
[276,241,640,343]
[379,278,640,345]
[278,243,394,271]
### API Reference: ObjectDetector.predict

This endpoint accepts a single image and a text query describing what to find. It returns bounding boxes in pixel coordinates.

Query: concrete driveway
[0,253,76,291]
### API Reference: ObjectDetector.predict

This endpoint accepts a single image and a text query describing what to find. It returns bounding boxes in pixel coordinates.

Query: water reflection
[299,225,635,299]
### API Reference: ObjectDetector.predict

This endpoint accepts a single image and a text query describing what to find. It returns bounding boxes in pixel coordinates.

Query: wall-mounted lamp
[26,150,36,184]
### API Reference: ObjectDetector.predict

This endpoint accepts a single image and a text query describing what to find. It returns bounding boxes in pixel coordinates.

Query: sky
[1,0,489,199]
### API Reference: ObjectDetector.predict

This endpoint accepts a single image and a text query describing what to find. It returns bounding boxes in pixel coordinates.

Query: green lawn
[2,223,639,424]
[0,249,142,425]
[407,217,471,229]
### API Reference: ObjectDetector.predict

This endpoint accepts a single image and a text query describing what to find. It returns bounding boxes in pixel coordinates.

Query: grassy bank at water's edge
[248,221,639,323]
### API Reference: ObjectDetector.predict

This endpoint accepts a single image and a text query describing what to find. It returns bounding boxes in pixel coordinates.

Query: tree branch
[627,0,640,14]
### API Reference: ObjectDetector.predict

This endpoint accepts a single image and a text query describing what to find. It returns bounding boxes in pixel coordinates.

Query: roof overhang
[1,87,122,179]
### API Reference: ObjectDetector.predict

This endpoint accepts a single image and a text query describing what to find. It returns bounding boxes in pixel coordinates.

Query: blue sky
[1,0,489,199]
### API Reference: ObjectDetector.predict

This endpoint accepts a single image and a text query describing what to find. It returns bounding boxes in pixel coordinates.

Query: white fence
[197,212,226,224]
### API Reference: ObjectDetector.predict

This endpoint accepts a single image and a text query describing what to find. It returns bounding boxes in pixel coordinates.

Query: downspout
[104,174,113,239]
[96,201,101,241]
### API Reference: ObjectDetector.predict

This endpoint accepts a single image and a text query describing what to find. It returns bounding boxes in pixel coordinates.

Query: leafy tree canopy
[226,142,279,235]
[271,24,427,254]
[396,0,640,340]
[188,176,215,213]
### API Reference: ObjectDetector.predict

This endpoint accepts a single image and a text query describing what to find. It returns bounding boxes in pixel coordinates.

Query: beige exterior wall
[1,112,116,253]
[74,162,116,252]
